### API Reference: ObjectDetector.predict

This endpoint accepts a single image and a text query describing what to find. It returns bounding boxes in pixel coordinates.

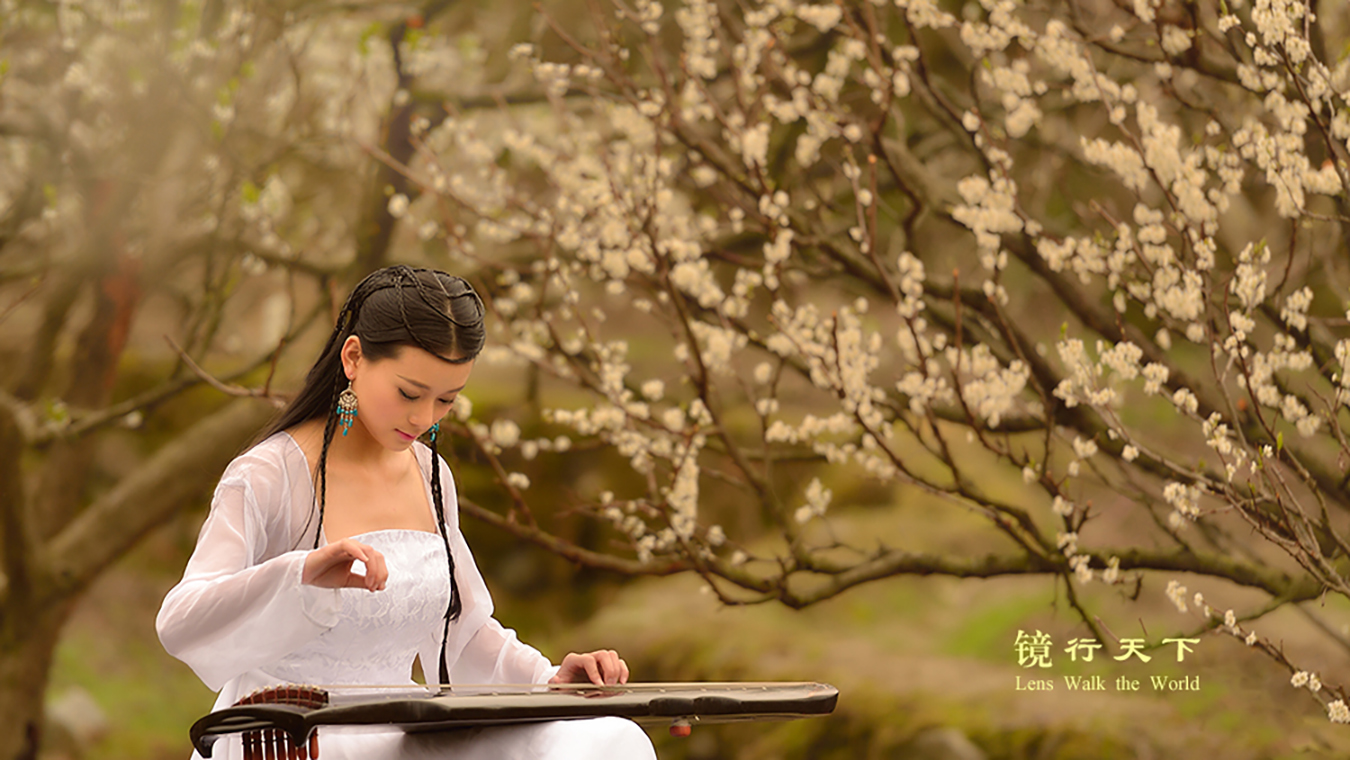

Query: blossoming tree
[376,0,1350,726]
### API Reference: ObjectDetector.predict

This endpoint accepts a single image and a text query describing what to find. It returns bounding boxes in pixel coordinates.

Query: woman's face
[341,337,473,450]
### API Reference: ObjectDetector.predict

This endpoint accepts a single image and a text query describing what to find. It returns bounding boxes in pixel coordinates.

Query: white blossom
[1281,287,1313,331]
[1164,481,1203,521]
[1052,496,1074,517]
[754,362,774,385]
[1072,436,1098,459]
[794,477,833,523]
[1102,556,1121,584]
[1057,531,1078,556]
[1161,26,1192,56]
[796,4,841,33]
[1166,580,1188,613]
[490,419,521,448]
[641,379,665,401]
[1069,554,1093,583]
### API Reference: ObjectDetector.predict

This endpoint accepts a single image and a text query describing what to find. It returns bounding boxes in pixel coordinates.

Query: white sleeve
[418,452,560,686]
[156,450,341,691]
[449,617,561,686]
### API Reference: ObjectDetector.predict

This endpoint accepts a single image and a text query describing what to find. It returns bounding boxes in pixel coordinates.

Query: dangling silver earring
[337,381,358,436]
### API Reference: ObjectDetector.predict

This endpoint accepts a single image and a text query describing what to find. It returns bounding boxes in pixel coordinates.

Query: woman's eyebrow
[397,375,466,395]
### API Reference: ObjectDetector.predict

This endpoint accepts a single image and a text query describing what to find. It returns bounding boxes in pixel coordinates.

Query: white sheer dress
[157,432,656,760]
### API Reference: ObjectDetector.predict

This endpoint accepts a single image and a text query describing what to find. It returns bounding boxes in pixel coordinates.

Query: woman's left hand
[549,650,630,685]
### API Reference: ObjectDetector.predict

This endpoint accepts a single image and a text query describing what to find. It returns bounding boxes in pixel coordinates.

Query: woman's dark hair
[262,265,485,686]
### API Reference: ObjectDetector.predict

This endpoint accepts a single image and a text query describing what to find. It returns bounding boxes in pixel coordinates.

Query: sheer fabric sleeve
[418,451,560,686]
[156,442,342,691]
[448,617,560,686]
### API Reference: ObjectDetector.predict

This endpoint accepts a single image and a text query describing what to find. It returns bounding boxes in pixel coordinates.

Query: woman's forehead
[385,345,473,389]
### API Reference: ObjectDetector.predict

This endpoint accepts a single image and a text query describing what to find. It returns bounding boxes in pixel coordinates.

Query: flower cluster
[336,0,1350,725]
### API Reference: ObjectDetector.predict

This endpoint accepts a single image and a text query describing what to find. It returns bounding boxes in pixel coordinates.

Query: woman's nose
[410,400,436,427]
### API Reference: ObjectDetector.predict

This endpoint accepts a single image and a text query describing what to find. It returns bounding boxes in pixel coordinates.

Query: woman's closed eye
[401,389,455,406]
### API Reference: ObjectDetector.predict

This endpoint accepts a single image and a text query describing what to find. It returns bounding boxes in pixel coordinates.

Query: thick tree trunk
[0,398,274,758]
[0,600,72,760]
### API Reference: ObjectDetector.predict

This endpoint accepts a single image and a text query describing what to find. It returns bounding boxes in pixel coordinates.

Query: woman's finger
[364,548,388,591]
[583,655,603,685]
[339,539,373,564]
[597,650,618,685]
[560,653,603,685]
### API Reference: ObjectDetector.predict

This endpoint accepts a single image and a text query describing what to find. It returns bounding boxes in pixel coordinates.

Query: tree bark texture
[0,601,72,760]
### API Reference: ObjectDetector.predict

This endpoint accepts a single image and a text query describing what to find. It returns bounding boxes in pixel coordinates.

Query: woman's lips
[396,430,416,442]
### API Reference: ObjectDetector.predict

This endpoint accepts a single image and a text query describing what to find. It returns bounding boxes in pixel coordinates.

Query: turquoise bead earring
[429,422,440,444]
[337,381,358,436]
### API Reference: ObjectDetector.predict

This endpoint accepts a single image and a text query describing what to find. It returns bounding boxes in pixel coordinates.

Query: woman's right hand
[302,539,388,591]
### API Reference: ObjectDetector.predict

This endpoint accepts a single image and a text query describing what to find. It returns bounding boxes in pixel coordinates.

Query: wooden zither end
[231,684,328,760]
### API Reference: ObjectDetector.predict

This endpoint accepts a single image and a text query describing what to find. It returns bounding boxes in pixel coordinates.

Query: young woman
[157,266,657,759]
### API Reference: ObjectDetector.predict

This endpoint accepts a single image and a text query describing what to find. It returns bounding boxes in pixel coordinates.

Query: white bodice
[265,530,450,685]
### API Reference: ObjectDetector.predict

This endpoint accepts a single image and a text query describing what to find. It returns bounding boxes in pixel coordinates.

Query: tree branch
[37,399,276,601]
[457,496,687,576]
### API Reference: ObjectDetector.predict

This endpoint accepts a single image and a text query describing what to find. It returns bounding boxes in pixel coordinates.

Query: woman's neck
[292,418,414,478]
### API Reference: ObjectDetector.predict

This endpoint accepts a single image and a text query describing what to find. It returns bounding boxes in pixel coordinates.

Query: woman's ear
[339,335,363,380]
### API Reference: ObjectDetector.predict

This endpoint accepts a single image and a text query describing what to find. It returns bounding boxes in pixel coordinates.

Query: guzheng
[191,681,839,758]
